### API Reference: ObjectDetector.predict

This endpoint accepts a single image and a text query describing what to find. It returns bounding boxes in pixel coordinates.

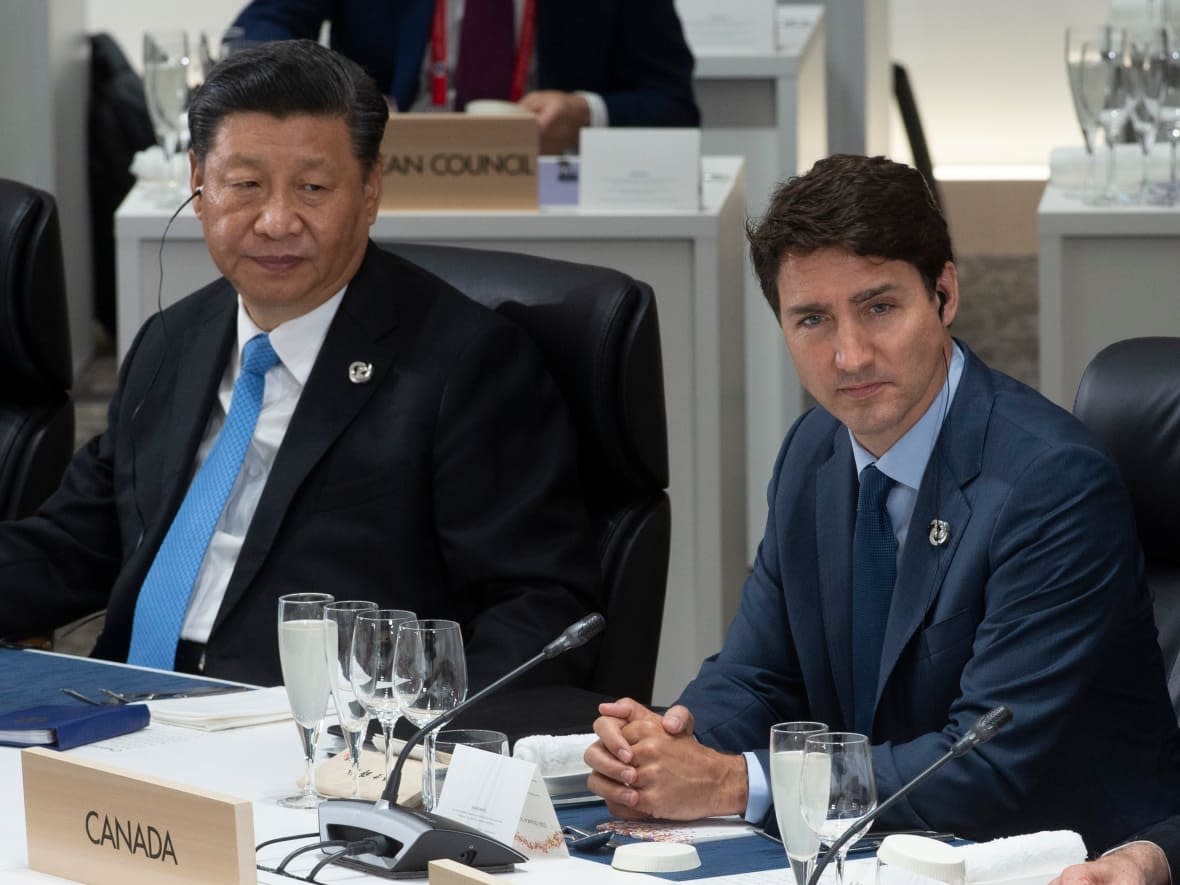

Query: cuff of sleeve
[1103,841,1173,885]
[577,91,609,128]
[743,750,771,824]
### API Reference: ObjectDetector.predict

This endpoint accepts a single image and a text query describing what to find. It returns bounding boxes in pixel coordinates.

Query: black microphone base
[317,799,526,879]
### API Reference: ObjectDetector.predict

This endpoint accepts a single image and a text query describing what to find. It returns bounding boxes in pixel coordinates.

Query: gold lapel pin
[348,361,373,384]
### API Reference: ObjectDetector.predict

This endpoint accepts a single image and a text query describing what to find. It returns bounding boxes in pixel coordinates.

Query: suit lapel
[814,431,858,727]
[212,247,402,627]
[875,349,993,708]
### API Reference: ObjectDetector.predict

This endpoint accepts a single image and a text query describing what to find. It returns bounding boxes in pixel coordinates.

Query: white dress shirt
[178,287,346,642]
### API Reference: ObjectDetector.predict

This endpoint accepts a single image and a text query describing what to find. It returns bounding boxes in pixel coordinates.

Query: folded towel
[512,733,595,776]
[960,830,1087,884]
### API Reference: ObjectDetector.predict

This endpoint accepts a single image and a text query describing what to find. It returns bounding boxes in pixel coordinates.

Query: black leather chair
[1074,337,1180,717]
[893,62,943,215]
[383,243,671,705]
[0,179,75,521]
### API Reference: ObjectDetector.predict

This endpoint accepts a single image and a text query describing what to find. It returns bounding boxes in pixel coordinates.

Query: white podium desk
[115,158,748,706]
[694,4,827,561]
[1037,183,1180,410]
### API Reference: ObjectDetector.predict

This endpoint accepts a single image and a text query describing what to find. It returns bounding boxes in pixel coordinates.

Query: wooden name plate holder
[22,747,254,884]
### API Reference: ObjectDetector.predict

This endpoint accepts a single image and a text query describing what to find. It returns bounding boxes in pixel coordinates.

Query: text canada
[84,810,178,864]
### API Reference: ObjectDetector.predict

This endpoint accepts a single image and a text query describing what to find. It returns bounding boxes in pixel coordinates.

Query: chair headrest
[0,178,73,396]
[381,243,669,500]
[1073,337,1180,564]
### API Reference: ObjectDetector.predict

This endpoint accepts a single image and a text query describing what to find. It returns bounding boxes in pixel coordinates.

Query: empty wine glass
[800,732,877,885]
[1157,27,1180,202]
[393,619,468,811]
[1129,28,1168,200]
[323,600,379,799]
[142,30,192,193]
[770,722,828,885]
[277,592,335,809]
[350,609,417,786]
[1068,26,1134,204]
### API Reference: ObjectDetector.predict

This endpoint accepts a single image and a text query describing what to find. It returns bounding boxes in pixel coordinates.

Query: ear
[189,152,204,216]
[934,261,959,327]
[363,160,383,225]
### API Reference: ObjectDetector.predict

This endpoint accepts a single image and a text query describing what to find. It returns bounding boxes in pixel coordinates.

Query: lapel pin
[348,361,373,384]
[928,519,950,547]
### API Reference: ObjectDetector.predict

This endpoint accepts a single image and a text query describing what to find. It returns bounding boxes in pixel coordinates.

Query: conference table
[0,647,831,884]
[115,158,749,707]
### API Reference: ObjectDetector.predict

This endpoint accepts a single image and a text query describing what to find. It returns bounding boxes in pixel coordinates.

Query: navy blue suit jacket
[232,0,700,126]
[678,343,1180,852]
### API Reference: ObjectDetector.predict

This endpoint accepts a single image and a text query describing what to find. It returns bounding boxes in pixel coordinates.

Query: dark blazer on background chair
[1074,336,1180,718]
[0,179,74,521]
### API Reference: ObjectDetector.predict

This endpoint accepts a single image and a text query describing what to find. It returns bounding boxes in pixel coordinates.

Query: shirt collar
[234,286,348,387]
[850,341,965,490]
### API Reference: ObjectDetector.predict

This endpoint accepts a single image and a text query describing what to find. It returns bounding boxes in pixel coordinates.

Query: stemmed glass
[277,592,335,809]
[1157,28,1180,202]
[1068,26,1133,204]
[350,609,418,787]
[1066,26,1102,196]
[770,722,828,885]
[1129,28,1168,201]
[142,30,192,194]
[323,600,379,799]
[393,619,469,811]
[799,732,877,885]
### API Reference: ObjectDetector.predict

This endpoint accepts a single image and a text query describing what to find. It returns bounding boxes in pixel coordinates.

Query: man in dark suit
[584,155,1180,852]
[230,0,700,153]
[1052,824,1175,884]
[0,40,599,688]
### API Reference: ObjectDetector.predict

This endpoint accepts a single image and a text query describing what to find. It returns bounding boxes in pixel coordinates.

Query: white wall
[87,0,243,72]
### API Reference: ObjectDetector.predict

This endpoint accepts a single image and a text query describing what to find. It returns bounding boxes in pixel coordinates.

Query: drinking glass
[350,608,418,785]
[770,722,828,885]
[142,30,192,192]
[1069,26,1133,204]
[1066,26,1102,195]
[393,619,469,811]
[1129,28,1168,200]
[277,592,335,809]
[800,732,877,885]
[323,600,379,799]
[425,728,509,810]
[1157,27,1180,201]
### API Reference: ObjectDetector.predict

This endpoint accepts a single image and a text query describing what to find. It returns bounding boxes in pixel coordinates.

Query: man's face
[777,248,958,458]
[190,112,381,330]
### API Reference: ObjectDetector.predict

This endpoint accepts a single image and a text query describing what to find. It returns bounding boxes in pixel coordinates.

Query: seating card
[675,0,777,55]
[578,129,701,212]
[22,747,254,884]
[433,745,569,860]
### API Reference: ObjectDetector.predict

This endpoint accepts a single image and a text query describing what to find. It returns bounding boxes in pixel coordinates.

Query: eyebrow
[222,154,331,170]
[783,283,899,317]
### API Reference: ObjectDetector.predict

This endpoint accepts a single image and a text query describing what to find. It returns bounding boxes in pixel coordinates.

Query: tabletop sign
[379,113,539,210]
[22,747,254,884]
[579,128,702,212]
[675,0,777,55]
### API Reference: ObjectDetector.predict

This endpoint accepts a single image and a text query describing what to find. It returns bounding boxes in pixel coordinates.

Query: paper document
[147,685,290,730]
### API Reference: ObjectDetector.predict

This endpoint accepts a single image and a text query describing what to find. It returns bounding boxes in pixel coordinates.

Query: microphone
[316,613,606,877]
[805,706,1012,885]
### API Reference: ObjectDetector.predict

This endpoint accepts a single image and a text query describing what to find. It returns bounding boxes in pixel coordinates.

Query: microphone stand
[316,613,605,877]
[806,706,1012,885]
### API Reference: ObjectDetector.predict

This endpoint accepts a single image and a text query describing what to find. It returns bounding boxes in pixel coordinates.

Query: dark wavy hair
[188,39,387,174]
[747,154,953,316]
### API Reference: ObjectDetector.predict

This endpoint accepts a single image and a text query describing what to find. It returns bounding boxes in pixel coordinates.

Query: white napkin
[512,732,595,776]
[146,685,292,731]
[130,145,189,183]
[960,830,1087,884]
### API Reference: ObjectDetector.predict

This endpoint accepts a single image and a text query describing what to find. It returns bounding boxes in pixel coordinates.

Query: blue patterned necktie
[851,463,898,736]
[127,334,280,669]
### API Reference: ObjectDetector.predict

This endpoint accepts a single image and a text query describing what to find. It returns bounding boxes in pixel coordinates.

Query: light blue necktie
[127,334,280,669]
[851,463,897,736]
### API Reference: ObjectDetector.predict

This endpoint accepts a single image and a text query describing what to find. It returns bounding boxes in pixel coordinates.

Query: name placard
[579,128,701,212]
[379,113,539,210]
[22,747,254,884]
[675,0,777,55]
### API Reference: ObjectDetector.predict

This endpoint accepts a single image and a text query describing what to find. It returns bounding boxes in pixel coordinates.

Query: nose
[253,189,304,239]
[834,322,872,373]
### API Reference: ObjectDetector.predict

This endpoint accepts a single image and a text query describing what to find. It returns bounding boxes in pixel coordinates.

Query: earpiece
[193,186,203,196]
[936,289,947,320]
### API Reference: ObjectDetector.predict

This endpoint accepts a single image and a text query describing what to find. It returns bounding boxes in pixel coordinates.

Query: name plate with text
[22,747,254,884]
[380,114,539,210]
[675,0,777,55]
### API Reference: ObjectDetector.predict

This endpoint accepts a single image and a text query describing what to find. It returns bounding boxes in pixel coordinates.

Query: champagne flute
[1066,26,1102,195]
[323,600,379,799]
[393,619,468,811]
[800,732,877,885]
[1071,26,1134,204]
[1129,27,1169,201]
[277,592,335,809]
[142,30,192,194]
[1157,27,1180,202]
[351,609,417,785]
[770,722,828,885]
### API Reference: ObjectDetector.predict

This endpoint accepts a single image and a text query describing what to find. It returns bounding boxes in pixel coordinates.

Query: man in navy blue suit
[231,0,700,154]
[584,154,1180,852]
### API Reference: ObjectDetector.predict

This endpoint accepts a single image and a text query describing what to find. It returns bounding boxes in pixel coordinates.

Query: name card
[380,113,538,210]
[579,129,701,212]
[22,747,254,884]
[434,745,568,860]
[675,0,777,55]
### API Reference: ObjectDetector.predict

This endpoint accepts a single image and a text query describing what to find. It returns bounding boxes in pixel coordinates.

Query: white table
[116,158,748,706]
[694,5,827,561]
[1037,182,1180,410]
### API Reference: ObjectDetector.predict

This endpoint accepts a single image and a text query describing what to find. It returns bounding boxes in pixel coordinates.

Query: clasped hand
[583,697,749,820]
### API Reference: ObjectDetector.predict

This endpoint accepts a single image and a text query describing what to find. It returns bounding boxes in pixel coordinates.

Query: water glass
[425,728,509,810]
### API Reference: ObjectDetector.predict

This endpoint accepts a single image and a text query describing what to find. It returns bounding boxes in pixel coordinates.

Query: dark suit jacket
[0,244,600,688]
[678,343,1180,852]
[232,0,700,126]
[1141,815,1180,876]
